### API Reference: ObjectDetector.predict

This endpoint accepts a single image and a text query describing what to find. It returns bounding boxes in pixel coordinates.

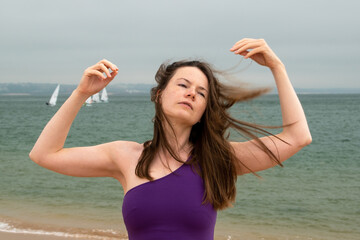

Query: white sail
[101,88,108,102]
[92,92,101,103]
[85,96,92,106]
[47,84,60,106]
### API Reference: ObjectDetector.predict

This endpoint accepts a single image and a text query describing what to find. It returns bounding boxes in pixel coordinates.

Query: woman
[29,38,312,240]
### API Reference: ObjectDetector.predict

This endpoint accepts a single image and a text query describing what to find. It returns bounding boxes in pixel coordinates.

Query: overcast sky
[0,0,359,88]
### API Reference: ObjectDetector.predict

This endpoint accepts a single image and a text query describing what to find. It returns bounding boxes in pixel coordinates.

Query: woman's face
[160,66,209,126]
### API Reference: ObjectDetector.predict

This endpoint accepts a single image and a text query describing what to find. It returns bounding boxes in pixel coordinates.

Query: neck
[161,120,193,158]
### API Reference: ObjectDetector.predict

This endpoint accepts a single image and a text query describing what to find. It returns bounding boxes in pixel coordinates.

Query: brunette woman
[30,38,312,240]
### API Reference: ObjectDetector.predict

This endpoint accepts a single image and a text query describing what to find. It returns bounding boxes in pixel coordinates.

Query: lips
[179,101,193,110]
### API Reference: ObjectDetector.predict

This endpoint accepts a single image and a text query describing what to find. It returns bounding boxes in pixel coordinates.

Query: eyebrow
[177,78,208,92]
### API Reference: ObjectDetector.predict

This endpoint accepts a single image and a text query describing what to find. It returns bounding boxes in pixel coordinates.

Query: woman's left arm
[229,38,312,175]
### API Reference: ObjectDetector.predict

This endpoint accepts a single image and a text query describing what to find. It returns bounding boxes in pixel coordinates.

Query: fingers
[87,69,105,79]
[98,59,118,72]
[230,38,264,50]
[238,50,249,57]
[91,63,109,78]
[231,39,265,51]
[230,38,257,50]
[107,68,118,81]
[243,46,266,59]
[229,39,270,61]
[87,59,119,80]
[234,42,263,54]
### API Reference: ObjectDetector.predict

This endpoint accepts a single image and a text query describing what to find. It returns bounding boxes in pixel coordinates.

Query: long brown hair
[135,60,285,210]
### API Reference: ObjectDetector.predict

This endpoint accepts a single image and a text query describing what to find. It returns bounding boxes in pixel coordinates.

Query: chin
[162,105,201,125]
[167,112,198,126]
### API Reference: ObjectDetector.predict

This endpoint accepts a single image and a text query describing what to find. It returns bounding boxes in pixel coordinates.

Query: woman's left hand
[230,38,283,70]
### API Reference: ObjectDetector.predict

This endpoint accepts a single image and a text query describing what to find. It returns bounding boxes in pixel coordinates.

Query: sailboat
[46,84,60,106]
[92,92,101,103]
[101,88,108,102]
[84,88,108,106]
[84,96,93,106]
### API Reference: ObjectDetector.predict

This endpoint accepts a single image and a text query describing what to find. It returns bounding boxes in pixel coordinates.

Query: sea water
[0,94,359,240]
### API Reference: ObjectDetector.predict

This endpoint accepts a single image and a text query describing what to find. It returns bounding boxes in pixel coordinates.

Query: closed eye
[178,84,187,88]
[198,92,205,97]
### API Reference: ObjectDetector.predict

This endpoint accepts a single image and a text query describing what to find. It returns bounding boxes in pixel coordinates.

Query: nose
[186,88,196,100]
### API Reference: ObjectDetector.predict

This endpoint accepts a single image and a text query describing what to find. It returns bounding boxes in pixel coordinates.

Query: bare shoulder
[110,140,143,153]
[109,140,144,174]
[110,140,143,160]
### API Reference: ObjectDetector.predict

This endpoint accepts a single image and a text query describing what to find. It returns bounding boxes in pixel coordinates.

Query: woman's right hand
[76,59,119,96]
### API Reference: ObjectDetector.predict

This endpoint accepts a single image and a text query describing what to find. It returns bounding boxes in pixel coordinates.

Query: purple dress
[122,156,217,240]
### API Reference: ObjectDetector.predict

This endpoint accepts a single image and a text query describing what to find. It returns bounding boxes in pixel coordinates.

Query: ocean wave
[0,220,127,239]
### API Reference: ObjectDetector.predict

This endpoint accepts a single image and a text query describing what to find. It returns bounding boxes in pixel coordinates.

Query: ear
[155,89,162,103]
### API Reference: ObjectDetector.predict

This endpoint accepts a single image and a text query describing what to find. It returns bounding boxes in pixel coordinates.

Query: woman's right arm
[29,59,127,178]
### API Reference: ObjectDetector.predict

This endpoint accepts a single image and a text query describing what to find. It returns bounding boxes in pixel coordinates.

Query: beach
[0,232,81,240]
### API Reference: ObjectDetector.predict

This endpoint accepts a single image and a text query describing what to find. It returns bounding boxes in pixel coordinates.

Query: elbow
[29,146,60,166]
[303,137,312,147]
[281,130,312,147]
[29,149,42,164]
[299,133,312,147]
[29,150,37,163]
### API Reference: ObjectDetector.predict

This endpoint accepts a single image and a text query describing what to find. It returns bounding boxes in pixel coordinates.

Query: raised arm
[229,38,312,175]
[29,59,128,178]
